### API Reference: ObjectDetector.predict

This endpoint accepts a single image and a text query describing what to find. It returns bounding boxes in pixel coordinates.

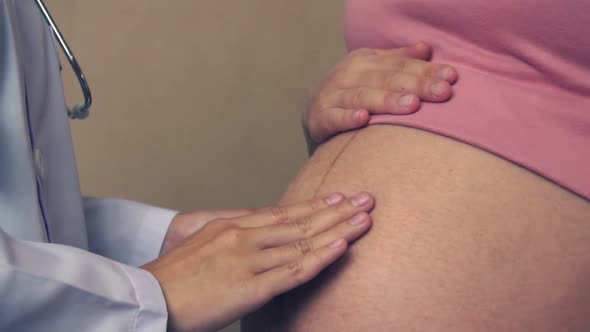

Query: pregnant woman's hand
[143,191,375,332]
[304,42,458,149]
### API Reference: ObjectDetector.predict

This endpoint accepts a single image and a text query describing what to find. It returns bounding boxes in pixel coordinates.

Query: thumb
[315,108,370,143]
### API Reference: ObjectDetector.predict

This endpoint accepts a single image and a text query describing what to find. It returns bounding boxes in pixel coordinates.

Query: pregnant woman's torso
[243,1,590,331]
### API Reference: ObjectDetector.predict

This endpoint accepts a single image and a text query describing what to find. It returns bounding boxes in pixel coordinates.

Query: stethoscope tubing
[35,0,92,119]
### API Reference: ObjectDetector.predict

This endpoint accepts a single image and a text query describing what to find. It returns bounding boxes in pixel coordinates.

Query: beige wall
[47,0,345,330]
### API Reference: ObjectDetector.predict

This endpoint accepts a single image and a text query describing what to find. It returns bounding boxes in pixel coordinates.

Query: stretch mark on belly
[313,131,361,196]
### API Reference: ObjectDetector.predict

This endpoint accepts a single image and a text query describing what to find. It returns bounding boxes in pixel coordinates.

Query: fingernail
[349,212,368,226]
[353,109,365,121]
[329,239,346,249]
[437,67,454,80]
[399,94,415,107]
[324,193,345,206]
[431,82,448,97]
[351,192,371,207]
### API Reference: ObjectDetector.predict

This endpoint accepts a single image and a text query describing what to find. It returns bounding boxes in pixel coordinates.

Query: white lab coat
[0,0,176,330]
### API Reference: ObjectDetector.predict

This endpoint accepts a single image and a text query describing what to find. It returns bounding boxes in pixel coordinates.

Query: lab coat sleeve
[83,197,178,267]
[0,227,168,332]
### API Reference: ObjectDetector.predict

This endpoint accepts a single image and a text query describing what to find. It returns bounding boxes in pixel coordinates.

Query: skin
[145,43,458,332]
[243,125,590,332]
[162,42,457,253]
[144,192,376,332]
[303,42,457,152]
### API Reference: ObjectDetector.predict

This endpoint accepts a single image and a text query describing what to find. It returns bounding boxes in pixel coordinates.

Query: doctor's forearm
[83,197,255,262]
[83,197,177,267]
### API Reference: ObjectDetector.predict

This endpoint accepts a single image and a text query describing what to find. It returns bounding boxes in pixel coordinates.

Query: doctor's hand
[143,191,375,332]
[161,209,255,254]
[303,42,458,151]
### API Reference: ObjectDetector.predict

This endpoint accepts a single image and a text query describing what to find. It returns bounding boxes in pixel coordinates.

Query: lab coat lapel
[0,0,47,243]
[0,0,88,249]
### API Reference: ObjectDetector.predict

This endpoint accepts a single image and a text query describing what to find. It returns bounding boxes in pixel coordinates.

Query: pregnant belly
[243,125,590,332]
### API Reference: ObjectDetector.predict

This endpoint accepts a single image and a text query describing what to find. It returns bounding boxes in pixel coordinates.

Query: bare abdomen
[243,125,590,332]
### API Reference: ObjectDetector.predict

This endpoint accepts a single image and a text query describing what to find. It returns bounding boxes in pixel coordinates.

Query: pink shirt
[345,0,590,199]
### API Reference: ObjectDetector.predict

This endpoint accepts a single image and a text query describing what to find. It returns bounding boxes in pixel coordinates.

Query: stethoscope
[35,0,92,119]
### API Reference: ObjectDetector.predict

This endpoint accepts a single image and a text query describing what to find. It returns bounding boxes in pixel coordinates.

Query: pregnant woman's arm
[243,124,590,332]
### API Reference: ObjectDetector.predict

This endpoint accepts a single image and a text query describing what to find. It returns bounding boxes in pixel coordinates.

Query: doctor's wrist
[160,213,185,255]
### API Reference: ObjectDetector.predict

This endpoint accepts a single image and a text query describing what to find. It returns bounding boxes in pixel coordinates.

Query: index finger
[372,42,433,60]
[353,56,457,84]
[232,192,346,228]
[350,44,457,83]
